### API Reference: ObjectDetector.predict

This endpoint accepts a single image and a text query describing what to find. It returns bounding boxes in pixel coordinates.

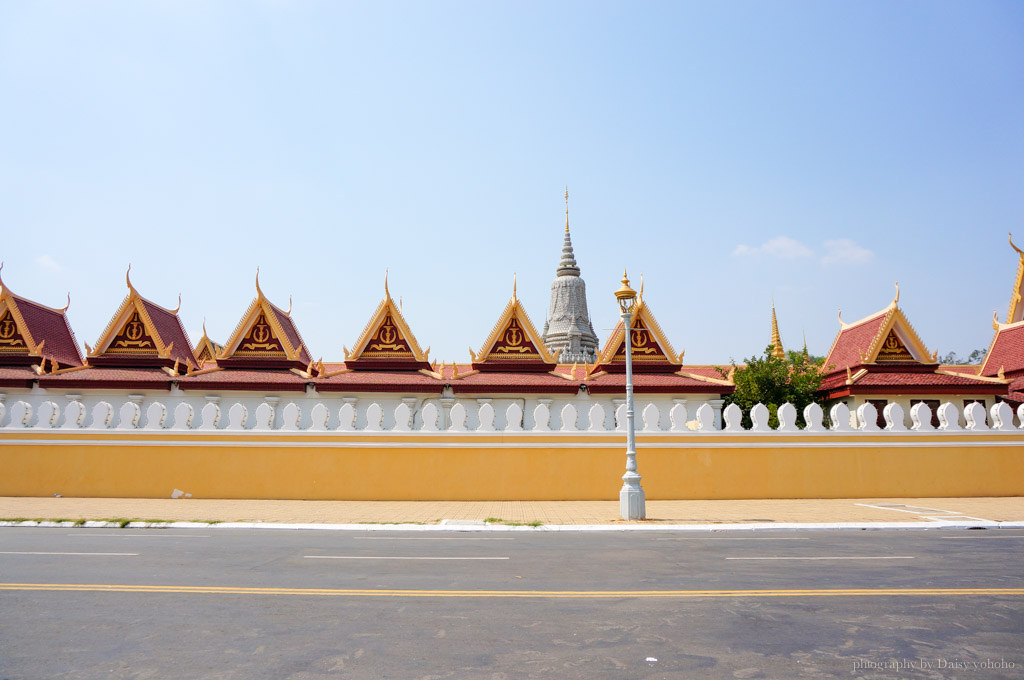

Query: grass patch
[484,518,543,527]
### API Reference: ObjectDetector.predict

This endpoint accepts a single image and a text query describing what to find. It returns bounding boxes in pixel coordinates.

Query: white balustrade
[9,401,32,428]
[883,403,907,431]
[118,402,141,429]
[310,403,329,431]
[364,403,383,431]
[696,403,716,432]
[777,403,798,432]
[642,404,660,432]
[615,404,627,432]
[560,404,578,431]
[963,402,988,431]
[199,402,221,430]
[253,403,275,430]
[937,402,961,431]
[910,402,934,431]
[990,402,1014,431]
[669,403,688,432]
[172,403,194,430]
[723,403,743,432]
[63,401,86,429]
[504,403,523,432]
[588,403,607,432]
[477,403,495,432]
[145,402,167,430]
[38,401,60,428]
[856,403,880,432]
[448,403,467,432]
[533,403,550,432]
[421,403,440,431]
[750,403,770,432]
[227,403,248,430]
[830,403,853,432]
[393,403,412,432]
[803,403,824,431]
[281,403,301,431]
[338,403,356,431]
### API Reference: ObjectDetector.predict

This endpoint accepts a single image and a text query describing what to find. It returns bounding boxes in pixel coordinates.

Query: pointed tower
[541,188,599,364]
[770,302,785,360]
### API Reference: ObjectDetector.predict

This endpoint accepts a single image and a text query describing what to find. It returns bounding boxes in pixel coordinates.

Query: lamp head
[614,270,637,314]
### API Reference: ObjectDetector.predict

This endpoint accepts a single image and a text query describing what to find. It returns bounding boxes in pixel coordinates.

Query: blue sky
[2,1,1022,365]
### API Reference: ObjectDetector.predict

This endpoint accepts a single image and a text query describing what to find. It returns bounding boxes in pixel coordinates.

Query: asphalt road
[1,527,1022,679]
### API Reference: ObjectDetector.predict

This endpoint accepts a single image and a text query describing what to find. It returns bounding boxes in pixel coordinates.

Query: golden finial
[61,293,70,313]
[0,261,5,293]
[564,186,569,233]
[1010,232,1023,256]
[172,294,181,315]
[255,267,263,298]
[286,295,292,316]
[202,317,208,338]
[802,329,808,353]
[126,264,136,294]
[639,273,644,300]
[993,310,1001,330]
[838,309,848,329]
[384,269,390,299]
[770,300,785,360]
[892,281,900,306]
[512,272,517,300]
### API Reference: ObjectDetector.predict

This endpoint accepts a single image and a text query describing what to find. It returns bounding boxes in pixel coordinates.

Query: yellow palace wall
[2,431,1023,500]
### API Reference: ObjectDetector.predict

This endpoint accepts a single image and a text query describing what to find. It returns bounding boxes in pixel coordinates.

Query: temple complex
[1,212,1023,432]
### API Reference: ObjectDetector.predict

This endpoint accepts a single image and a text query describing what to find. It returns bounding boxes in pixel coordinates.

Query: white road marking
[940,535,1024,539]
[0,551,139,556]
[353,537,514,541]
[656,537,810,541]
[66,534,211,538]
[726,556,914,561]
[854,503,991,522]
[304,556,509,560]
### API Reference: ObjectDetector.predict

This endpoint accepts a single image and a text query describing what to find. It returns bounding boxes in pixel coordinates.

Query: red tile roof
[38,367,174,390]
[451,371,580,394]
[316,369,443,393]
[179,368,310,391]
[585,371,731,394]
[0,365,38,388]
[268,302,312,365]
[822,312,887,374]
[8,294,84,367]
[139,298,197,369]
[981,322,1024,377]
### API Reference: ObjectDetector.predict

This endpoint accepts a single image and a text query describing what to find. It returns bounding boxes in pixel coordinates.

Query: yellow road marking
[1,583,1022,599]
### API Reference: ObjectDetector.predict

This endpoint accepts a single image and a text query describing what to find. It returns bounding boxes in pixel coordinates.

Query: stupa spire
[542,187,598,363]
[770,300,785,360]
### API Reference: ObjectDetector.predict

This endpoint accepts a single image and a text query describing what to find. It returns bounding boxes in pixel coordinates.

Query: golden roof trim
[471,288,556,365]
[346,283,428,363]
[595,298,682,365]
[0,293,37,352]
[1007,232,1024,324]
[218,273,301,361]
[934,368,1008,384]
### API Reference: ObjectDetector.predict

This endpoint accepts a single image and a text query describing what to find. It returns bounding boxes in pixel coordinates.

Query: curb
[3,520,1024,532]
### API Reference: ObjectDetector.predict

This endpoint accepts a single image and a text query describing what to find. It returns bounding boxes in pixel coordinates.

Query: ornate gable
[0,267,83,370]
[217,271,312,371]
[593,296,682,373]
[344,275,430,370]
[88,267,197,372]
[862,303,934,366]
[193,321,224,366]
[471,282,556,371]
[0,308,30,356]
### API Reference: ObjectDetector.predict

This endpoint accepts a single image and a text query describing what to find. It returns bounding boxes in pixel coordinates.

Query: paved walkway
[1,496,1022,526]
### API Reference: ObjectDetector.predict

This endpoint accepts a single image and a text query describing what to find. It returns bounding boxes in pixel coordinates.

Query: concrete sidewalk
[1,496,1023,527]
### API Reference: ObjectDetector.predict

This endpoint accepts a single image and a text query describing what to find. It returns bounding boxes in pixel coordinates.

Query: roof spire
[892,281,900,306]
[512,271,517,300]
[556,188,580,276]
[126,264,136,294]
[802,329,808,353]
[1011,232,1023,256]
[770,299,785,359]
[384,269,390,299]
[255,267,263,298]
[564,185,569,233]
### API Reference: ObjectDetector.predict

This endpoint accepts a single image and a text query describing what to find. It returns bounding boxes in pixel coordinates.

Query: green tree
[716,346,829,429]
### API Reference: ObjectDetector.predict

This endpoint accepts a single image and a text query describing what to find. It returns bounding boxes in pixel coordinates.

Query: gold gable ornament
[875,329,914,362]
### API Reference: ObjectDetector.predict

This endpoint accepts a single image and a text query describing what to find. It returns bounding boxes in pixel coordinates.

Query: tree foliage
[939,348,987,365]
[717,346,829,429]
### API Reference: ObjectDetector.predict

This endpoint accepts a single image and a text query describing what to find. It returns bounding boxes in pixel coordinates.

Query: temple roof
[822,285,935,374]
[470,278,558,371]
[0,265,84,370]
[1005,233,1024,325]
[87,267,196,373]
[770,302,785,360]
[340,274,430,371]
[977,235,1024,379]
[591,291,683,374]
[193,321,224,366]
[216,270,312,371]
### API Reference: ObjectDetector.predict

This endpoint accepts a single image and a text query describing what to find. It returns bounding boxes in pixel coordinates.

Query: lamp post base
[620,475,646,520]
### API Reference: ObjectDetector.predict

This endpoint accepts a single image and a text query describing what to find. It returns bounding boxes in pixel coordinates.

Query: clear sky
[2,1,1022,366]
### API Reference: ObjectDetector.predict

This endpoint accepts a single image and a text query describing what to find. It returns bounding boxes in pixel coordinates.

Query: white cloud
[820,239,874,265]
[732,236,814,259]
[35,255,64,273]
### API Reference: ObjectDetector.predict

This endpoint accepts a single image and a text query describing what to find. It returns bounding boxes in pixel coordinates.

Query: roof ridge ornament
[513,271,517,301]
[0,261,5,294]
[172,294,181,315]
[1010,232,1023,256]
[255,267,263,299]
[384,269,390,299]
[287,295,292,316]
[838,308,848,329]
[126,264,136,295]
[892,281,900,307]
[61,293,70,313]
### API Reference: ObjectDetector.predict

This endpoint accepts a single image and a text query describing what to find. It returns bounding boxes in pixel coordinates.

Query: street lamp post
[615,271,645,520]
